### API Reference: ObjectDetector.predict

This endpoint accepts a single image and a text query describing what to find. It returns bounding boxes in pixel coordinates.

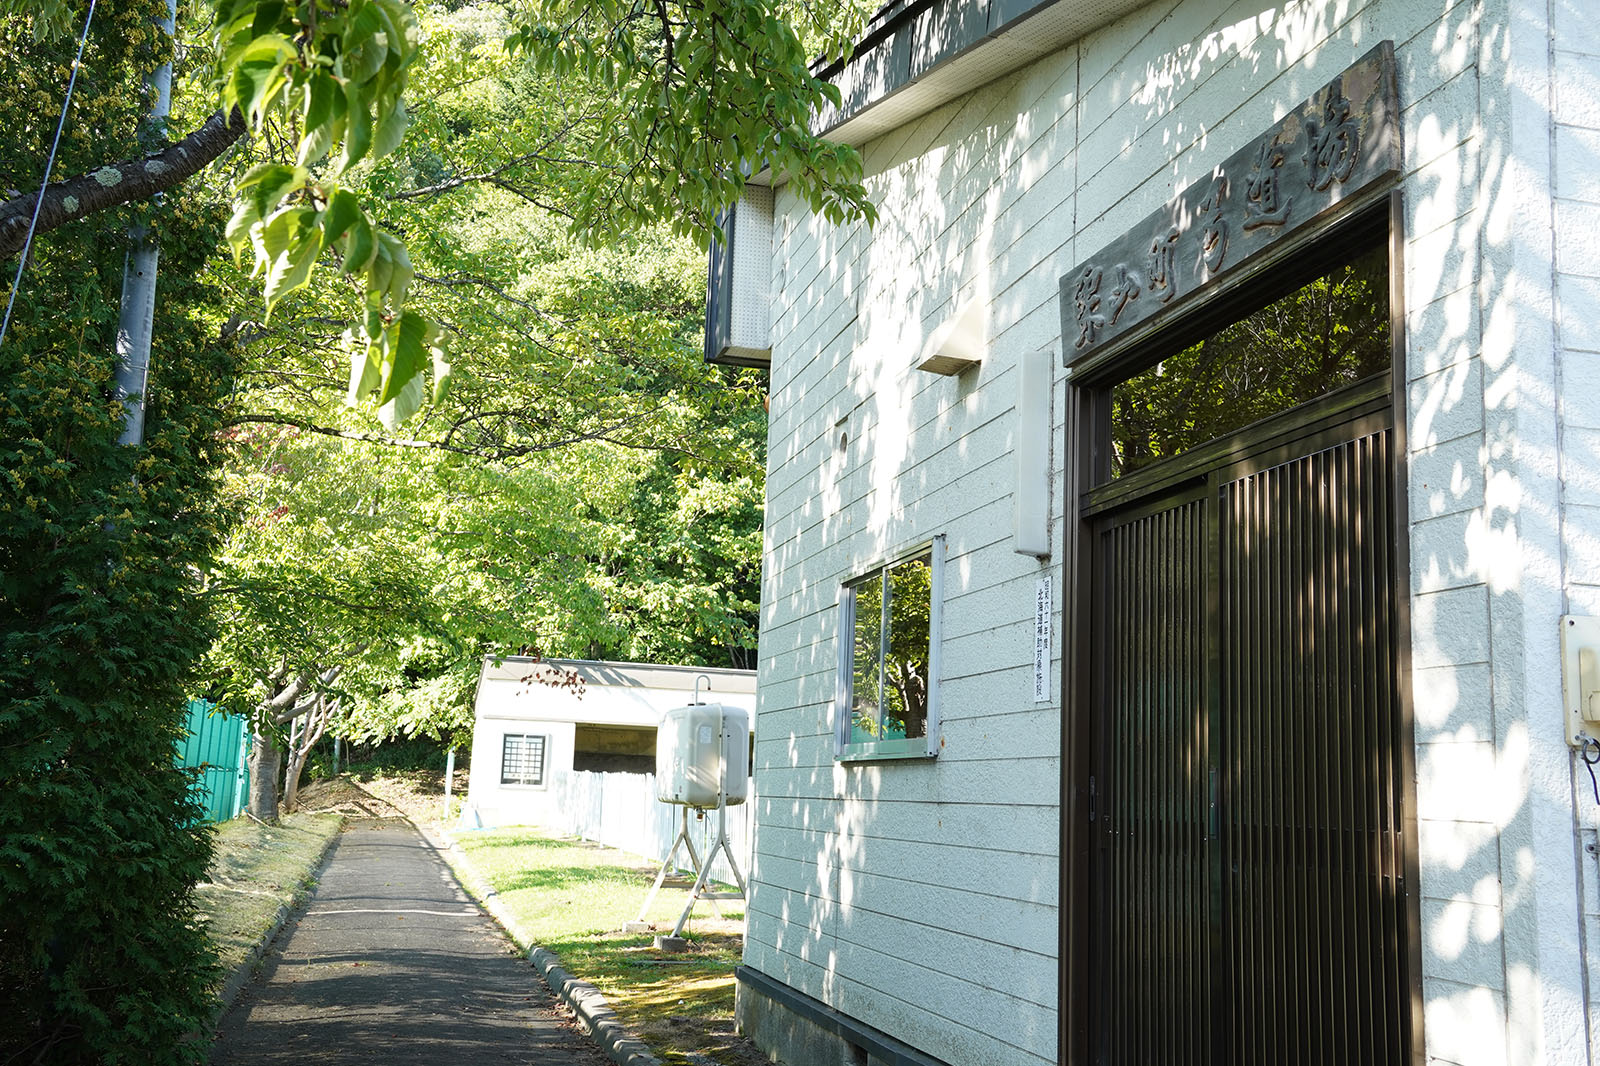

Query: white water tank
[655,703,749,808]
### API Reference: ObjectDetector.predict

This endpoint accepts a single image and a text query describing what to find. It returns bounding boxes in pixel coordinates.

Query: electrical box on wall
[1013,348,1052,558]
[1562,616,1600,748]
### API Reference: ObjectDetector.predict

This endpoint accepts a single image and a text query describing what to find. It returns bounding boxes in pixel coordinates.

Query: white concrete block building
[706,1,1600,1064]
[464,657,754,829]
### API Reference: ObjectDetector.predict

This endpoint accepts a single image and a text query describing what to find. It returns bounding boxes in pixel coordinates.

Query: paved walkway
[211,818,608,1066]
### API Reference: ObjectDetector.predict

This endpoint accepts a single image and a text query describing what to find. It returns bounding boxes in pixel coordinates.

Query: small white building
[465,657,756,830]
[707,2,1600,1065]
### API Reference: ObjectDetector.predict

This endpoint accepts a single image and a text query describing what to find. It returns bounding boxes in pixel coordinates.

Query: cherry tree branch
[0,108,247,261]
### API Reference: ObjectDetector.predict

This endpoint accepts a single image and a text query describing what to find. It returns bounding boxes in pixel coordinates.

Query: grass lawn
[196,812,344,981]
[453,826,762,1066]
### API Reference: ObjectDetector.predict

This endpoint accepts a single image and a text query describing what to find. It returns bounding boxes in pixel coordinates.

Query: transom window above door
[1107,243,1391,482]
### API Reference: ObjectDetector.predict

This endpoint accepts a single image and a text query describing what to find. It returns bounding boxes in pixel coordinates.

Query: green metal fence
[176,700,249,824]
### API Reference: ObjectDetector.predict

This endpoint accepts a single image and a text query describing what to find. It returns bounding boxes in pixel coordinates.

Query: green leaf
[377,367,425,430]
[235,163,307,219]
[371,94,408,161]
[430,345,452,406]
[249,0,289,40]
[321,188,363,243]
[346,343,382,405]
[370,0,419,59]
[224,200,259,255]
[377,231,412,306]
[222,25,293,71]
[341,216,377,275]
[297,75,339,165]
[304,72,335,129]
[366,237,394,300]
[343,2,390,84]
[262,207,323,316]
[265,230,322,312]
[298,121,335,168]
[376,310,429,407]
[227,34,297,125]
[336,79,374,174]
[251,203,298,279]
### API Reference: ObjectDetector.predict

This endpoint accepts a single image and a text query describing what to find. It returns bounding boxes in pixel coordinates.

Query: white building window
[836,536,944,761]
[500,733,548,787]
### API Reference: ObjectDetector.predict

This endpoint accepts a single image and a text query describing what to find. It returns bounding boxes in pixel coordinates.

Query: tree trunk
[281,748,304,812]
[247,727,282,823]
[281,697,329,813]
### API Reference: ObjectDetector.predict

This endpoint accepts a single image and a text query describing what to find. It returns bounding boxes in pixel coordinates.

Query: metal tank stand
[653,791,747,951]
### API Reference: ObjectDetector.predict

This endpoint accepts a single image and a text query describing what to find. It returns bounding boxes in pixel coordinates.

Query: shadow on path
[210,818,608,1066]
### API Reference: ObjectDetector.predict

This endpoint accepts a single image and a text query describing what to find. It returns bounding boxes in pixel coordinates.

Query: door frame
[1057,189,1423,1065]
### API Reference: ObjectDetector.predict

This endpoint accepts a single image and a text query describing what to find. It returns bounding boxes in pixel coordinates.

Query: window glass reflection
[883,556,932,741]
[850,572,883,743]
[1110,246,1390,479]
[848,552,932,743]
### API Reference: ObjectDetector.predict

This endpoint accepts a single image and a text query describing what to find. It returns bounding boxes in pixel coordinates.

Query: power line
[0,0,100,351]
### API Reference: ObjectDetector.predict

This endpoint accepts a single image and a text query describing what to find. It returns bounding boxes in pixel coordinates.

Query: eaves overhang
[753,0,1150,185]
[710,0,1150,368]
[480,656,757,694]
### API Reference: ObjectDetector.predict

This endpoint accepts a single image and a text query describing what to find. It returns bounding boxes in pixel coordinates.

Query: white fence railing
[546,770,752,886]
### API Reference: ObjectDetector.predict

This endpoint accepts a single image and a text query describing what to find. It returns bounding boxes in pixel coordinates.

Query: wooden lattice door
[1079,238,1415,1065]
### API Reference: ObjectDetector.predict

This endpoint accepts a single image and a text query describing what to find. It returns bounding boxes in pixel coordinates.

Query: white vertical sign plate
[1034,576,1052,703]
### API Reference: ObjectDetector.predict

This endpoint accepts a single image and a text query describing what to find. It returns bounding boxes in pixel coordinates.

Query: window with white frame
[836,536,944,760]
[500,733,548,786]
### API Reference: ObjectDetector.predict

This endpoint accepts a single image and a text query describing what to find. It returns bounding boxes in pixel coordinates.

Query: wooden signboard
[1060,41,1401,367]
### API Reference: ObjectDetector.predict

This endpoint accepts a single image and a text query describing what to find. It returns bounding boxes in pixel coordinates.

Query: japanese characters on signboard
[1060,41,1401,366]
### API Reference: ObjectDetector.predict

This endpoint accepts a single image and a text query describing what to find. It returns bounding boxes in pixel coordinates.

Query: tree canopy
[1,0,875,424]
[182,1,783,819]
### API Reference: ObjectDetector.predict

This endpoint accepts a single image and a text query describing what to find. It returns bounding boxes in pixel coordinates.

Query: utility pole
[113,0,177,447]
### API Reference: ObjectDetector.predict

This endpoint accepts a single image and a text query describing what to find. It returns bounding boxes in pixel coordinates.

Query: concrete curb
[530,946,664,1066]
[427,827,664,1066]
[212,816,345,1019]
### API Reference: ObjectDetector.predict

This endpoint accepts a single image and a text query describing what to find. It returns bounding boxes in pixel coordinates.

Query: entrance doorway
[1069,213,1420,1065]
